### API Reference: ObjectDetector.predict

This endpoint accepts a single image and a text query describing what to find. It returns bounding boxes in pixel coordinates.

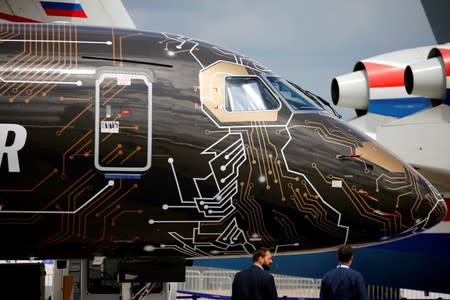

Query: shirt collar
[253,263,264,270]
[337,264,350,269]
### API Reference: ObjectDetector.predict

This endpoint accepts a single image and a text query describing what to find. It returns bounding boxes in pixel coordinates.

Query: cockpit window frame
[263,76,324,113]
[223,75,282,114]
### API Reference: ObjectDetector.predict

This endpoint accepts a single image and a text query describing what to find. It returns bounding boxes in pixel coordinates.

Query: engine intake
[404,57,446,100]
[331,70,369,110]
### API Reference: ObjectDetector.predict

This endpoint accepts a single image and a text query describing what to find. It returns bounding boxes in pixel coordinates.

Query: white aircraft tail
[0,0,135,28]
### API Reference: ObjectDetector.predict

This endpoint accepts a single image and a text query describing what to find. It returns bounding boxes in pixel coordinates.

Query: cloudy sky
[123,0,436,119]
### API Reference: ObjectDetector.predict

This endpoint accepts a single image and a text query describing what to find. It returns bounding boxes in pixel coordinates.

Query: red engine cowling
[331,46,438,117]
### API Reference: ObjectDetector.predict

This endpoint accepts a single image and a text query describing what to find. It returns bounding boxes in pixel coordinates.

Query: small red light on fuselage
[120,109,132,117]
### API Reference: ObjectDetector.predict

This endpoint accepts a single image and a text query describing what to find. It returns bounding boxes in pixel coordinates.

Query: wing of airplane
[0,0,135,28]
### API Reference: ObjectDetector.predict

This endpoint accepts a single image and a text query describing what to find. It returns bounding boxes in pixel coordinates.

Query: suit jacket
[320,265,368,300]
[231,265,278,300]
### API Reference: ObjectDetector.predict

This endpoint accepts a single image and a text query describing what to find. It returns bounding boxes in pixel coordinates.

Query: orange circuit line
[0,43,37,98]
[62,130,92,176]
[59,96,93,102]
[102,85,126,106]
[80,179,123,236]
[119,32,143,65]
[102,205,121,238]
[102,82,117,96]
[39,206,64,246]
[119,125,138,130]
[41,170,94,211]
[71,140,92,159]
[50,183,92,245]
[0,169,57,192]
[101,144,122,163]
[102,79,114,90]
[106,150,122,164]
[56,104,93,136]
[120,146,141,165]
[22,29,59,97]
[111,210,143,224]
[95,183,138,219]
[94,180,123,216]
[0,24,28,77]
[101,133,112,143]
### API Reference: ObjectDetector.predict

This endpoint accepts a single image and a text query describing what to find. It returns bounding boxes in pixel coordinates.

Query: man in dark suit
[231,248,278,300]
[320,245,368,300]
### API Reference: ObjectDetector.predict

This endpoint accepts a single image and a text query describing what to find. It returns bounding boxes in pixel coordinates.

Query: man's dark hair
[252,248,269,262]
[337,245,353,263]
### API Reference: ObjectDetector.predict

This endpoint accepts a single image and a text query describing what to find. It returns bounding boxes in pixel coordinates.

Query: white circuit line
[274,243,300,255]
[150,220,218,224]
[0,180,114,215]
[0,77,82,86]
[0,39,112,45]
[168,157,193,204]
[422,198,445,229]
[165,206,197,209]
[280,124,350,244]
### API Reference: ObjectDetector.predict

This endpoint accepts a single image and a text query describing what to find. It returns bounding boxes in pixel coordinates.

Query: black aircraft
[0,23,446,266]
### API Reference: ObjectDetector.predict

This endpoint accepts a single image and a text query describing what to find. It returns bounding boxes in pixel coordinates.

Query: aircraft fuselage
[0,24,446,259]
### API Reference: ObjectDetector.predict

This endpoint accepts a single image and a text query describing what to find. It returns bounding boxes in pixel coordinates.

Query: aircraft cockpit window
[266,76,322,111]
[224,76,280,112]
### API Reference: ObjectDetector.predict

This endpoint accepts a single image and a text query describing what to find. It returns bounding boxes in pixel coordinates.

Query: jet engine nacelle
[331,68,369,110]
[405,45,450,103]
[332,46,436,117]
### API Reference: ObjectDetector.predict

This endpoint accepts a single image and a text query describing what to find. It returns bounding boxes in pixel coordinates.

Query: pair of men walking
[231,245,368,300]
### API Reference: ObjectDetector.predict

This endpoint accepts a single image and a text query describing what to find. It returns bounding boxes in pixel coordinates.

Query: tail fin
[421,0,450,44]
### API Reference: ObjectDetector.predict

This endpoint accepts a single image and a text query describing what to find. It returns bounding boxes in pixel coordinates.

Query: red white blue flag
[40,1,87,18]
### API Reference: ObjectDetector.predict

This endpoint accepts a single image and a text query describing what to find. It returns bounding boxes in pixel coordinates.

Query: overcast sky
[123,0,436,119]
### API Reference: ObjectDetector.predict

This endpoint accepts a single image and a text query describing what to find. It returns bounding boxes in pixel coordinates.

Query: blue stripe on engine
[40,1,83,11]
[368,97,431,118]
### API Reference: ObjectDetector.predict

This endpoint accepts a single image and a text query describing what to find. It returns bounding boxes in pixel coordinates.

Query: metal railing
[178,267,321,298]
[180,267,450,299]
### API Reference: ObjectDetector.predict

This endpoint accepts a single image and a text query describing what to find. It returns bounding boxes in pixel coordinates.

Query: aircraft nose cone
[412,176,447,232]
[423,190,448,230]
[424,198,447,230]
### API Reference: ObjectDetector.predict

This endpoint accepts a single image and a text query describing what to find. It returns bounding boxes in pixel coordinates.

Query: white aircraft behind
[0,0,135,28]
[332,43,450,199]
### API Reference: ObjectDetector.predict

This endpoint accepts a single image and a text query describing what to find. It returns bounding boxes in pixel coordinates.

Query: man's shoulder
[322,268,337,279]
[323,267,362,277]
[236,266,258,276]
[347,268,363,278]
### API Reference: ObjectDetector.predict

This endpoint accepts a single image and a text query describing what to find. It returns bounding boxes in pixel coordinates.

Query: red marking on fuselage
[0,12,40,23]
[120,109,132,117]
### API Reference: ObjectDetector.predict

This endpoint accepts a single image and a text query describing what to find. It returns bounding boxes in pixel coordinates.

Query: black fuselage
[0,23,446,259]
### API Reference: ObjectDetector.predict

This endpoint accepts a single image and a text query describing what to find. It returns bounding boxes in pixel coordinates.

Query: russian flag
[40,1,87,18]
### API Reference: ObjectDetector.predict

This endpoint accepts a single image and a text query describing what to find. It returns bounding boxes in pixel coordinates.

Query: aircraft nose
[416,178,447,231]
